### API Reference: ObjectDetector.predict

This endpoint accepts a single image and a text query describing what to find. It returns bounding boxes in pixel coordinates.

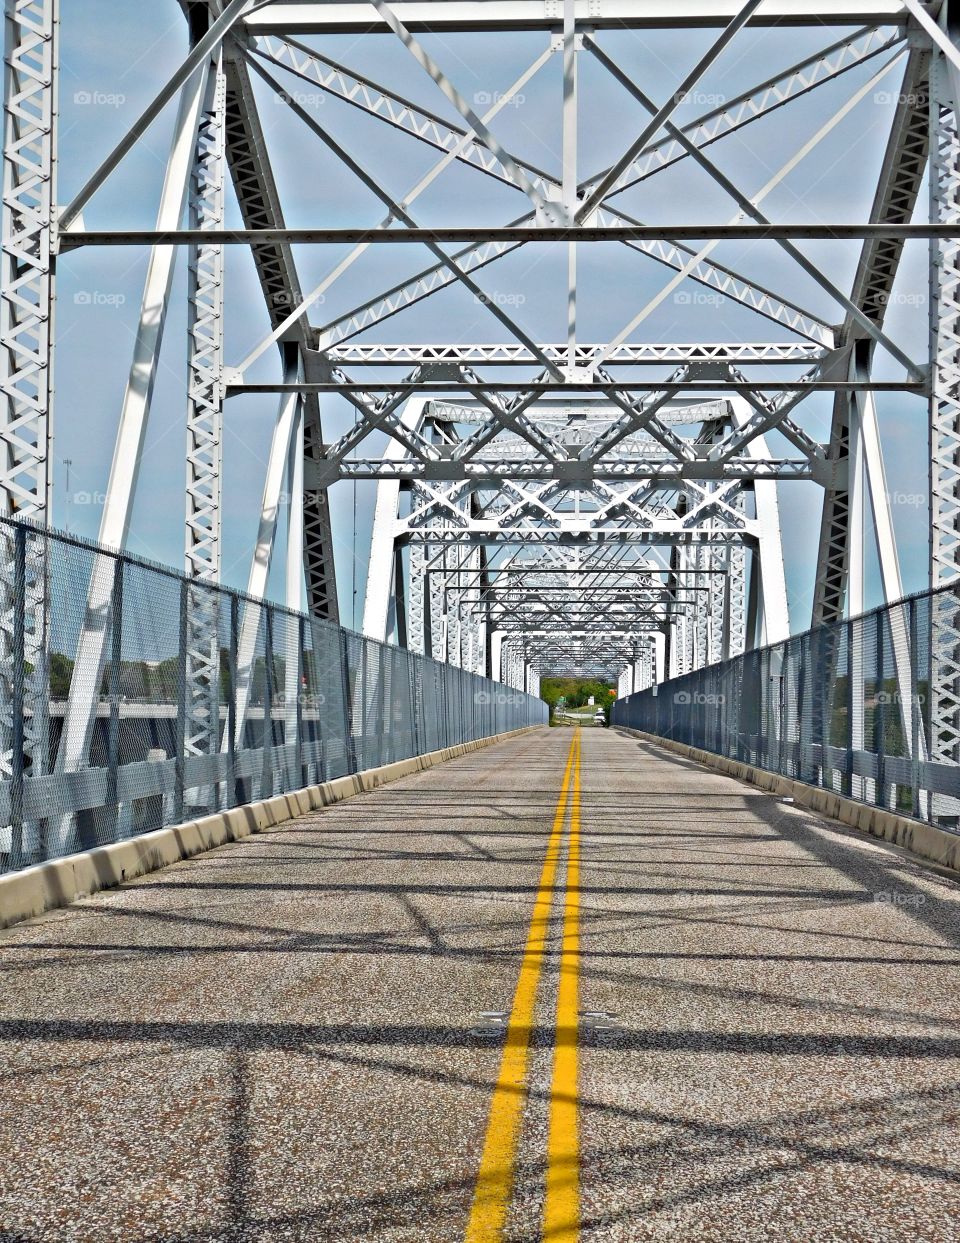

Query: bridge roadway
[1,728,959,1242]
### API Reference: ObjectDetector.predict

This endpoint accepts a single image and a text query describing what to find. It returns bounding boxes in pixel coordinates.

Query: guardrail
[612,584,960,832]
[0,517,547,874]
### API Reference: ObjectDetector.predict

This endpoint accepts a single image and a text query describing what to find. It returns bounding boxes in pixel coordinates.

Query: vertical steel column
[709,546,726,665]
[429,543,445,662]
[284,391,303,788]
[1,0,56,521]
[184,40,225,796]
[408,540,426,653]
[562,0,577,368]
[652,632,665,685]
[929,43,960,815]
[694,544,709,670]
[185,49,224,581]
[727,539,747,658]
[0,0,57,805]
[847,389,866,802]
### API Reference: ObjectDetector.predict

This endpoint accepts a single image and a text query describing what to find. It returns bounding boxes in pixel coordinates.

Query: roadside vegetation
[541,678,616,726]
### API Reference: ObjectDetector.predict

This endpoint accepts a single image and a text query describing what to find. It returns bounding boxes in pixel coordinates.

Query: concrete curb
[617,726,960,880]
[0,725,544,930]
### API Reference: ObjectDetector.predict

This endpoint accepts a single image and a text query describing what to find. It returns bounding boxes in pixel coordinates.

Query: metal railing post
[107,555,124,835]
[9,525,26,869]
[262,604,275,799]
[305,620,325,783]
[410,651,422,756]
[378,640,387,766]
[846,618,855,798]
[296,613,305,787]
[228,591,239,807]
[175,578,188,825]
[820,626,832,791]
[759,651,768,771]
[339,628,356,774]
[910,596,921,819]
[777,654,786,776]
[876,607,886,808]
[796,637,807,781]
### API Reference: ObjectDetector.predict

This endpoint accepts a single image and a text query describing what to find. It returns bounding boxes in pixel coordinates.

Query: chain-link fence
[612,585,960,832]
[0,518,546,875]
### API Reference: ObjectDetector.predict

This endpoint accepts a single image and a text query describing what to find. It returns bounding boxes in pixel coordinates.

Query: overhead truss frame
[4,0,957,762]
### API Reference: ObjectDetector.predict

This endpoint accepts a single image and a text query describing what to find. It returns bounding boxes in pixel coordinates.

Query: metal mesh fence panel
[612,582,960,833]
[0,518,546,876]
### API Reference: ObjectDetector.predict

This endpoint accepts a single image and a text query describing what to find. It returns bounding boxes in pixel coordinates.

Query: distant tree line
[540,677,616,711]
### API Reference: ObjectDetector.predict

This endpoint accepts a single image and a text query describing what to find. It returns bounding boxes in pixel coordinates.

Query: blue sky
[56,2,931,632]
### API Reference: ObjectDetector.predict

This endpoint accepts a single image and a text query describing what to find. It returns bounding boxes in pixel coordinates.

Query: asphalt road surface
[1,727,959,1242]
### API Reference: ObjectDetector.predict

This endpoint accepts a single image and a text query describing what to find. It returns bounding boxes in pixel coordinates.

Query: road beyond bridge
[1,728,958,1242]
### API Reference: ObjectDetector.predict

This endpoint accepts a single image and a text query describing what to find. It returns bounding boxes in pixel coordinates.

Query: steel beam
[929,36,960,797]
[242,3,909,35]
[813,46,930,625]
[0,0,58,824]
[1,0,56,521]
[318,343,828,366]
[59,223,960,247]
[183,41,226,797]
[221,46,338,620]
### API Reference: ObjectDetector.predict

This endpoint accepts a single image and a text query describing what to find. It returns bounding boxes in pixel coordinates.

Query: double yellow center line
[466,730,583,1242]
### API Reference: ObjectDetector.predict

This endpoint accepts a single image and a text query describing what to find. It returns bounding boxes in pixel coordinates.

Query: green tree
[49,651,74,698]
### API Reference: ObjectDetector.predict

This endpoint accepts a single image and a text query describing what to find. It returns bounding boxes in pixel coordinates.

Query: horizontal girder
[59,223,960,249]
[242,2,909,34]
[397,531,756,545]
[317,343,829,366]
[234,380,920,394]
[312,459,820,483]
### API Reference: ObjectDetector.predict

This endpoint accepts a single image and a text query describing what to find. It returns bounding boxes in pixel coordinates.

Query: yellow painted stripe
[544,726,582,1240]
[465,731,580,1243]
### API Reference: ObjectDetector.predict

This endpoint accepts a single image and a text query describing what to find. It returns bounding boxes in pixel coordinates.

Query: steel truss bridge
[4,0,960,799]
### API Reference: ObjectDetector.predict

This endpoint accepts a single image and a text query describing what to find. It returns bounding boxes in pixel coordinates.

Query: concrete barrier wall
[617,726,960,879]
[0,725,544,931]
